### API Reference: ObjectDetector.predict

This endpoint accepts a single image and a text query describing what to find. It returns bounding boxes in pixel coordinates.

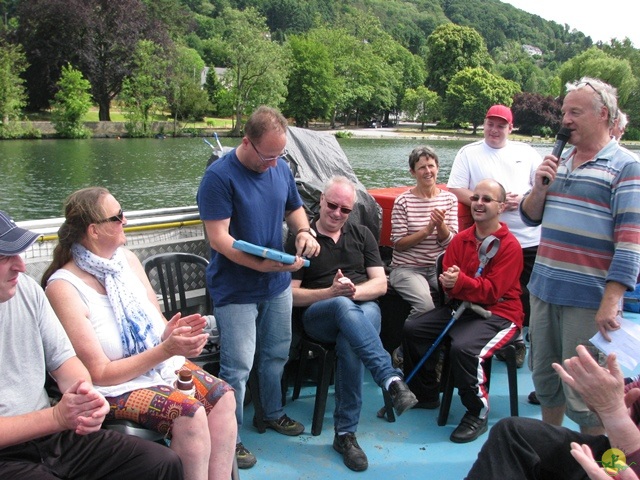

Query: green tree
[307,25,396,127]
[559,47,636,105]
[121,40,168,137]
[402,86,440,132]
[0,40,27,135]
[283,34,337,127]
[16,0,170,120]
[217,7,288,135]
[363,19,426,123]
[165,45,212,132]
[425,23,493,98]
[51,64,92,138]
[601,38,640,134]
[445,66,520,134]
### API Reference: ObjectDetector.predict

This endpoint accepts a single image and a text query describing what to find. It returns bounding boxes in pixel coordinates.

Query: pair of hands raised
[161,313,210,358]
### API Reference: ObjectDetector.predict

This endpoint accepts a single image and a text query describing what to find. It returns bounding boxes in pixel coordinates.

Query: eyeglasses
[248,138,287,163]
[97,209,124,224]
[578,81,606,106]
[469,195,503,204]
[325,201,353,215]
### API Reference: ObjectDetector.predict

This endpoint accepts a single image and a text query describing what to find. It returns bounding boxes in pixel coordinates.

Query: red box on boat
[368,187,409,247]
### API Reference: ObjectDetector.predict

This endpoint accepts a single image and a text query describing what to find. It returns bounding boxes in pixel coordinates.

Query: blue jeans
[302,297,401,433]
[214,287,293,443]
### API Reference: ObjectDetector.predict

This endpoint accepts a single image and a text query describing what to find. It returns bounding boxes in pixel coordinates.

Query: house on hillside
[522,44,543,56]
[200,67,228,87]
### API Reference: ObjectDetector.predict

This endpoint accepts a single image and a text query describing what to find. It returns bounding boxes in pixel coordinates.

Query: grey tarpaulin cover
[284,126,381,241]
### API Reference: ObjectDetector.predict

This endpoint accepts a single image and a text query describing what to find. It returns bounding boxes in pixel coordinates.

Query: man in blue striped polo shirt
[521,76,640,436]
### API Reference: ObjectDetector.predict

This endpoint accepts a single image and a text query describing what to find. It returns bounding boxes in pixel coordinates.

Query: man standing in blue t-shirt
[197,106,320,469]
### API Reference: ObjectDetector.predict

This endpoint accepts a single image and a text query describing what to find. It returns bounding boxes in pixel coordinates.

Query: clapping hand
[53,379,110,435]
[162,313,209,357]
[332,269,356,299]
[570,442,639,480]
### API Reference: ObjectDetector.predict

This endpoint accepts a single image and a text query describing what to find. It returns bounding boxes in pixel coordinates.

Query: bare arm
[46,272,206,387]
[203,218,307,273]
[553,346,640,458]
[595,281,626,341]
[353,266,387,302]
[521,154,559,222]
[0,357,109,448]
[448,187,473,207]
[285,206,321,258]
[292,267,386,307]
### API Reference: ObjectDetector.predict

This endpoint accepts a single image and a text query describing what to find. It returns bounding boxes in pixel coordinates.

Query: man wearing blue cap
[0,211,183,478]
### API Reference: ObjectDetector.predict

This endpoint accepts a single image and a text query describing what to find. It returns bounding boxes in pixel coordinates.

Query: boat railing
[18,206,209,283]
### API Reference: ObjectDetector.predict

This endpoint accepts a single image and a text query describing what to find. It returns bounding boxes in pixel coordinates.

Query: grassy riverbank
[17,109,639,146]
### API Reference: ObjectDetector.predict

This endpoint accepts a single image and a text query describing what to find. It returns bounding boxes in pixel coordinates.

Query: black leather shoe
[450,412,488,443]
[388,379,418,416]
[333,432,368,471]
[528,390,540,405]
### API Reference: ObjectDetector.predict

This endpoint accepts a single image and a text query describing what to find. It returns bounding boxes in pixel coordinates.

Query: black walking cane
[404,235,501,384]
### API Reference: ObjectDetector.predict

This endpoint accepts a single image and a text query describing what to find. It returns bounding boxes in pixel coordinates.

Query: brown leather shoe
[333,432,368,471]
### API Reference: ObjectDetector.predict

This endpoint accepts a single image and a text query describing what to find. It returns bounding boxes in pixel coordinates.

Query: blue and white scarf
[71,243,160,357]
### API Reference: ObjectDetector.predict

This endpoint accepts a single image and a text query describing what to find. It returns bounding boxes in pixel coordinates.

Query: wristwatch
[296,227,317,238]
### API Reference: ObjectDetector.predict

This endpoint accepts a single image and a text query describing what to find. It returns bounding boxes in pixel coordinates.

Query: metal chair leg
[381,387,396,423]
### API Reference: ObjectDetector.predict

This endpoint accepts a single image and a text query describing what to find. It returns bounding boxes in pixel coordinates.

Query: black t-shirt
[285,219,383,289]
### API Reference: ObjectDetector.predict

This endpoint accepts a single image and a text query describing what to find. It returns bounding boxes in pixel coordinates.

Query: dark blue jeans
[302,296,401,433]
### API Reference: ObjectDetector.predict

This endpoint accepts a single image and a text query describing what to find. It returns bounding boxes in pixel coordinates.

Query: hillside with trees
[0,0,638,139]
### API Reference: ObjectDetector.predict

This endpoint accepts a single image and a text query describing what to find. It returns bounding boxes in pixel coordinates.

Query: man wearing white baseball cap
[0,210,184,478]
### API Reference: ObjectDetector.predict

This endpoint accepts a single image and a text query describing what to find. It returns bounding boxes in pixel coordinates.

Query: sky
[501,0,639,48]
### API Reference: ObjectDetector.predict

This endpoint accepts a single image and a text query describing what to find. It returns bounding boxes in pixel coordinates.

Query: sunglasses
[469,195,503,204]
[325,201,353,215]
[578,81,606,106]
[97,209,125,224]
[248,138,288,163]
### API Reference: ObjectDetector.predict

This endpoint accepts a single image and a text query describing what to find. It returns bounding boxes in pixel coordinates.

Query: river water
[0,134,629,221]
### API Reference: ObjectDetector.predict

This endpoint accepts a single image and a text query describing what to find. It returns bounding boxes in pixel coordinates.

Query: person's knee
[402,317,420,339]
[216,390,237,415]
[489,416,519,439]
[333,296,356,312]
[173,407,210,439]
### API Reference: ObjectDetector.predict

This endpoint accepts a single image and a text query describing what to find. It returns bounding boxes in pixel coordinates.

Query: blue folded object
[232,240,310,267]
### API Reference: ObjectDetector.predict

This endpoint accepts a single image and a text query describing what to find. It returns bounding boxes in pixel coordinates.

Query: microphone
[543,127,572,185]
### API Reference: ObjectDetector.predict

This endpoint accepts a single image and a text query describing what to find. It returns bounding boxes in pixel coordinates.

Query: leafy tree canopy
[559,47,636,105]
[426,23,493,97]
[445,66,520,133]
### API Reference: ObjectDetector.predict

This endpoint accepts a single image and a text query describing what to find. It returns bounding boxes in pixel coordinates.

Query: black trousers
[466,417,611,480]
[402,306,517,417]
[0,429,183,479]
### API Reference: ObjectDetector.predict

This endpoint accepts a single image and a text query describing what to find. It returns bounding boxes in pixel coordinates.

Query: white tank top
[48,268,184,398]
